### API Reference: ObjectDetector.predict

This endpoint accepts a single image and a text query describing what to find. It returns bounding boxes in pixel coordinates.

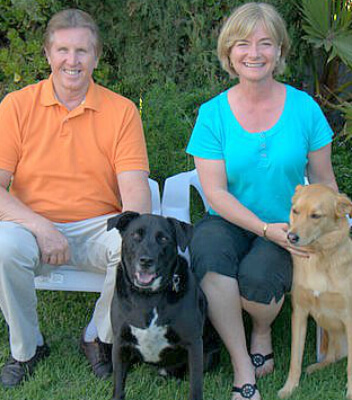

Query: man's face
[45,27,98,96]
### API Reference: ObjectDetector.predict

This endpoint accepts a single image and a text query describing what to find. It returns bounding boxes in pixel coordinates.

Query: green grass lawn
[0,290,348,400]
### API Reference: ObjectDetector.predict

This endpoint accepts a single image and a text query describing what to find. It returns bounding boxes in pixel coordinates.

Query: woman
[186,3,337,400]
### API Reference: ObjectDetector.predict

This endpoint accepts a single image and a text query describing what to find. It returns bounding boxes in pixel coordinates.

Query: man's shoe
[1,343,50,388]
[80,329,112,379]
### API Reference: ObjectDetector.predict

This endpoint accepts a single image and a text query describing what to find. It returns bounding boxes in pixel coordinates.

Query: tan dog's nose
[287,232,299,244]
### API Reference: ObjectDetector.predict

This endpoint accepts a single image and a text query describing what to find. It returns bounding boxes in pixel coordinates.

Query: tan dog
[278,184,352,399]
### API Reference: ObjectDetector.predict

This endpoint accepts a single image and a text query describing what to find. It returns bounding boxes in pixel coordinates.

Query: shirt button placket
[60,118,70,136]
[259,132,268,165]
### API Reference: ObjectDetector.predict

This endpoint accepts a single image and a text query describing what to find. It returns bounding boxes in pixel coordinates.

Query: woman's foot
[231,360,261,400]
[250,329,274,378]
[231,383,261,400]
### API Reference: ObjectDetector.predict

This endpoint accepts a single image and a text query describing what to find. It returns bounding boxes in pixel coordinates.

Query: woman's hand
[265,223,310,258]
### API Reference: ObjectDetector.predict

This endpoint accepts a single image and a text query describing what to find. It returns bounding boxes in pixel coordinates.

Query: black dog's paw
[158,364,187,380]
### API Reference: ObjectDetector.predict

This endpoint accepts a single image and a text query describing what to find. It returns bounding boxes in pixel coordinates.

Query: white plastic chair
[161,169,351,362]
[161,169,209,223]
[34,178,161,292]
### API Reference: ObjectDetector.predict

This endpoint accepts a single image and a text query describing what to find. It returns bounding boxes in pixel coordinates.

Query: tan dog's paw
[278,382,298,399]
[306,362,320,375]
[306,359,334,375]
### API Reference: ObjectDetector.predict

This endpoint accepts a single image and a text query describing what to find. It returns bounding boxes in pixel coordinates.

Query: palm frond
[333,34,352,68]
[301,0,331,36]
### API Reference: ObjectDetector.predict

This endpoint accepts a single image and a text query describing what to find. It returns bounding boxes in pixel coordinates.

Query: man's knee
[0,223,39,270]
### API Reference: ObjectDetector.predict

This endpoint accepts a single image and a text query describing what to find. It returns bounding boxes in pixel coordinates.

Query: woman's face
[229,23,280,84]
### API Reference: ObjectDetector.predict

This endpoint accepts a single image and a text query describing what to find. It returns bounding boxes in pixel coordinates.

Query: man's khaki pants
[0,214,121,362]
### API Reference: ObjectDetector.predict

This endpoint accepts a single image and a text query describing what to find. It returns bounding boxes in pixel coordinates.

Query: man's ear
[107,211,140,233]
[167,218,193,252]
[44,47,51,65]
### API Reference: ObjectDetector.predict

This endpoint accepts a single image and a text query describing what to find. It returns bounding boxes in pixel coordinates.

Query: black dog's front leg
[112,340,129,400]
[188,337,204,400]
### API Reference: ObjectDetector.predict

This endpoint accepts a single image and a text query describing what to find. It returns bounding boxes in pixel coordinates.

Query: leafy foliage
[0,0,351,195]
[301,0,352,66]
[300,0,352,140]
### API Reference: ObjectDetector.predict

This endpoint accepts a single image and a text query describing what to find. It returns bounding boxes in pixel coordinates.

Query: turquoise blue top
[186,85,333,223]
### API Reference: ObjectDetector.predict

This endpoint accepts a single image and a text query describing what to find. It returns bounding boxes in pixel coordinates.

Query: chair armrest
[161,169,208,223]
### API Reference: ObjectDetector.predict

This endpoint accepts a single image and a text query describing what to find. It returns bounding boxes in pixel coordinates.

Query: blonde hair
[44,9,102,59]
[217,2,290,78]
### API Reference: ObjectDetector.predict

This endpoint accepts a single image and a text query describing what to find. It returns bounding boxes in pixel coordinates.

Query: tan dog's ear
[335,193,352,218]
[295,184,304,193]
[292,185,304,203]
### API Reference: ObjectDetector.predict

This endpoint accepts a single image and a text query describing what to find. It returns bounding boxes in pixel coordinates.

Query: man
[0,9,151,387]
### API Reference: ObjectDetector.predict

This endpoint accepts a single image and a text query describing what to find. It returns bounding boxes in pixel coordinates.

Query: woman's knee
[238,268,288,305]
[238,242,292,304]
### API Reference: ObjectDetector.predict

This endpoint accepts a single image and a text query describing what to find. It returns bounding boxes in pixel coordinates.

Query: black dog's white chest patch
[130,308,171,363]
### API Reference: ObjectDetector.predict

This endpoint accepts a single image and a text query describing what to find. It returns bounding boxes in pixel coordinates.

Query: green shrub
[332,138,352,198]
[142,80,228,183]
[0,0,350,191]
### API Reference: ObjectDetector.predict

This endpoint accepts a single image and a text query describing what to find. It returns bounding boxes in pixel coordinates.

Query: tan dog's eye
[310,213,321,219]
[292,209,299,215]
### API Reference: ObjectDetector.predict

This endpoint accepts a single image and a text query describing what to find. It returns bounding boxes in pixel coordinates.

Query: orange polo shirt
[0,76,149,222]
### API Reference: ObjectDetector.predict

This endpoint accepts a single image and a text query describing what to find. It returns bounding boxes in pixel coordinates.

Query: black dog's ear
[167,218,193,252]
[107,211,140,233]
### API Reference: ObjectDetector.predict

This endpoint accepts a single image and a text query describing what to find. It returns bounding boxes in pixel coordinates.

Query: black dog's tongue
[136,271,156,284]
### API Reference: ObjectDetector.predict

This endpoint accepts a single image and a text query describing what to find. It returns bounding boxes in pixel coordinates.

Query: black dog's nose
[287,232,299,244]
[139,256,154,268]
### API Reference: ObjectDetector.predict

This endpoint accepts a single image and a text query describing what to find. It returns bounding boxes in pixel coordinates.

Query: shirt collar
[41,74,101,112]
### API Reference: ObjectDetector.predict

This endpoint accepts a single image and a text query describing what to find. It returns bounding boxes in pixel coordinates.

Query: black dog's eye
[311,213,322,219]
[132,229,144,241]
[156,232,169,244]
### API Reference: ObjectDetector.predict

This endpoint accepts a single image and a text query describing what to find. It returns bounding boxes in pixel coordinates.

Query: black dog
[107,212,213,400]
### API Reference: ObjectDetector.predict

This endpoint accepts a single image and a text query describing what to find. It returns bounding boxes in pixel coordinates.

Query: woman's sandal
[232,383,258,399]
[250,352,274,369]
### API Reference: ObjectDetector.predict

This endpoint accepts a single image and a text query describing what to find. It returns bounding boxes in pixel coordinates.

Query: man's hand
[0,169,70,264]
[34,222,70,265]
